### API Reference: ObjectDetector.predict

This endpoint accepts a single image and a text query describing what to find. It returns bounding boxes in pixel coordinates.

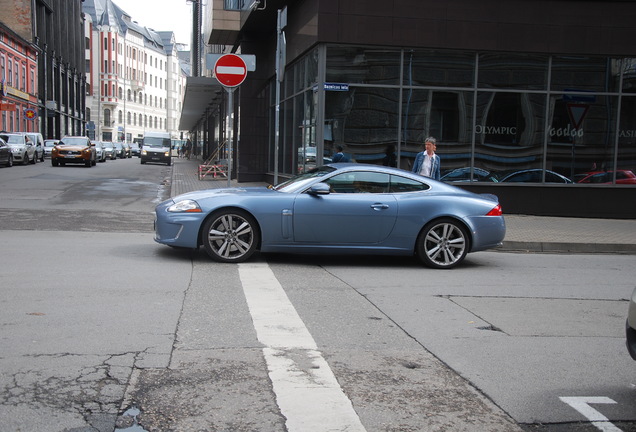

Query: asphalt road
[0,158,634,432]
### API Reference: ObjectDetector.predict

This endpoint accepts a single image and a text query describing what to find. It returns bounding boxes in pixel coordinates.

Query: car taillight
[485,204,502,216]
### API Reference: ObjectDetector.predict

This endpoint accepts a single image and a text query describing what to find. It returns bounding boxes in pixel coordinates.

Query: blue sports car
[154,164,506,269]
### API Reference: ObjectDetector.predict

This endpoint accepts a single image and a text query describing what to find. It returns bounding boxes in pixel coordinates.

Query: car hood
[57,145,90,150]
[8,143,26,149]
[171,186,275,203]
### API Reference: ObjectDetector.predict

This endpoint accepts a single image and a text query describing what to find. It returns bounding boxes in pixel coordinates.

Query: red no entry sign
[214,54,247,87]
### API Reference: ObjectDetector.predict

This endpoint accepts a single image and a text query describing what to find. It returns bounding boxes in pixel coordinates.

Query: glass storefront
[268,45,636,185]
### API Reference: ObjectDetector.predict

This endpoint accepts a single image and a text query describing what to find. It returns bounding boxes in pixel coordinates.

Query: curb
[501,241,636,254]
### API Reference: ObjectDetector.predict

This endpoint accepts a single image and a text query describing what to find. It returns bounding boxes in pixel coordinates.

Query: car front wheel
[416,218,469,269]
[201,209,259,263]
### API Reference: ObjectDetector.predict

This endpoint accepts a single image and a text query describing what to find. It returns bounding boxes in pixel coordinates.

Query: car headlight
[167,199,202,213]
[141,150,147,155]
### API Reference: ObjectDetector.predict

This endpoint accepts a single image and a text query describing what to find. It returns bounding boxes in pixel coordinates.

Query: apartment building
[0,0,85,138]
[83,0,187,144]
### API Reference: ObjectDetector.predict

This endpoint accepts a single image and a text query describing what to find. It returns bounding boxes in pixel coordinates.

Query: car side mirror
[308,182,331,195]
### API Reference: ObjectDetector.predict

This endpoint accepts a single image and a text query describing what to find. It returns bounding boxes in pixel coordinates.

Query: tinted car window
[325,171,390,193]
[390,175,430,192]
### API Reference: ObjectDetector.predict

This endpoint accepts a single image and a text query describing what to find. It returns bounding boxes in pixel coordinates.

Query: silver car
[91,141,107,162]
[154,163,506,268]
[0,133,37,165]
[43,139,58,158]
[102,141,116,160]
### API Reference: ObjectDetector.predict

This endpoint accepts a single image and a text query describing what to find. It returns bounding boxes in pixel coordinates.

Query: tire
[39,152,44,162]
[22,153,29,165]
[416,218,469,269]
[6,154,13,167]
[85,158,91,167]
[52,159,58,167]
[201,209,259,263]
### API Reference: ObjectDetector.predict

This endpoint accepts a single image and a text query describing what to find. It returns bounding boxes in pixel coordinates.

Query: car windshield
[60,137,88,146]
[273,165,336,193]
[44,141,56,147]
[0,134,24,144]
[144,137,171,148]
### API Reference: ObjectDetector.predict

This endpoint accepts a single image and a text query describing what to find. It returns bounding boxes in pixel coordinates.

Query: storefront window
[547,94,618,181]
[326,46,400,85]
[618,95,636,180]
[475,92,546,178]
[268,46,635,184]
[551,56,617,93]
[479,53,548,90]
[404,49,474,88]
[325,87,400,165]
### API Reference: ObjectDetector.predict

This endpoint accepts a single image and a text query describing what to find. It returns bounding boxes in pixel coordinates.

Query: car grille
[59,150,81,155]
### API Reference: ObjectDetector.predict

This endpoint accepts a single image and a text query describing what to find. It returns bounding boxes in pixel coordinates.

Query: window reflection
[270,47,636,184]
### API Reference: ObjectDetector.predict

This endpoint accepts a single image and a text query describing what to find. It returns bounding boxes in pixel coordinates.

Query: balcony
[207,0,243,46]
[130,80,145,90]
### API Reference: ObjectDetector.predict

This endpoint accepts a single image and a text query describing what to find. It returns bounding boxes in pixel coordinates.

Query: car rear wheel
[201,209,259,263]
[416,218,469,269]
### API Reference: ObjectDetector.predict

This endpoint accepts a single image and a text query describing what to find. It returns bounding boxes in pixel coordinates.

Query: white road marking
[559,397,622,432]
[239,262,366,432]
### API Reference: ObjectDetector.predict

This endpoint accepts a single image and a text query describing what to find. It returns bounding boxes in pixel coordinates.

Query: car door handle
[370,203,389,211]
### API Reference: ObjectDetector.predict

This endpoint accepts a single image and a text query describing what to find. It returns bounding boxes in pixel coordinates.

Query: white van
[140,132,172,165]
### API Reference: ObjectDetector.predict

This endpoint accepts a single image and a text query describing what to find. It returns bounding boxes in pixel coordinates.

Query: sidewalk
[170,156,636,254]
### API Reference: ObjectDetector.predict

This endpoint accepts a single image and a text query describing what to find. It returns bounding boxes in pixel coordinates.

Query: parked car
[130,143,141,157]
[141,132,172,165]
[0,132,36,165]
[154,163,506,268]
[101,141,116,160]
[441,167,491,182]
[52,136,96,167]
[113,142,125,158]
[25,132,45,162]
[0,136,13,167]
[43,139,58,158]
[574,170,636,185]
[91,141,107,162]
[627,287,636,360]
[489,169,572,183]
[121,142,132,158]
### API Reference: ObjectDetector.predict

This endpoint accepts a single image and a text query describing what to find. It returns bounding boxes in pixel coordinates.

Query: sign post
[214,54,248,186]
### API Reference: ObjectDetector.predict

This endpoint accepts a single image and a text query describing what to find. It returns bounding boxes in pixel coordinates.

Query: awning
[179,77,223,131]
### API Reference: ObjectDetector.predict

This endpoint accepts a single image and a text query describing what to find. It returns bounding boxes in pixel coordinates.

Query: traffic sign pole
[225,87,235,187]
[214,54,248,186]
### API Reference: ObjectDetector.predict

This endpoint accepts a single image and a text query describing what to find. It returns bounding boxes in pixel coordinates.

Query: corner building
[203,0,636,218]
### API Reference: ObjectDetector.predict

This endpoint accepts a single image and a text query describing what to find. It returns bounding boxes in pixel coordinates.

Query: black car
[0,137,13,167]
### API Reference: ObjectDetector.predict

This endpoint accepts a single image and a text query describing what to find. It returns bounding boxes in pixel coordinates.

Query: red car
[574,170,636,184]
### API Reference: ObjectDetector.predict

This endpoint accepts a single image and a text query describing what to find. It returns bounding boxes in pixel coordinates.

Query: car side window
[389,175,430,192]
[325,171,390,193]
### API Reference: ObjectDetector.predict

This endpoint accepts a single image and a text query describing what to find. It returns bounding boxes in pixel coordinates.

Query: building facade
[83,0,187,144]
[0,0,85,138]
[186,0,636,217]
[0,21,38,133]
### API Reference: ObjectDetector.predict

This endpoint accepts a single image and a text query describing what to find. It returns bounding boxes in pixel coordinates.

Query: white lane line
[239,262,366,432]
[560,397,622,432]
